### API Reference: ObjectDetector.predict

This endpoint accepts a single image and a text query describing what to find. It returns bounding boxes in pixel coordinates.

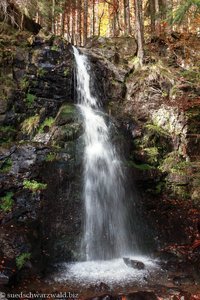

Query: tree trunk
[92,0,95,36]
[124,0,131,35]
[83,0,88,45]
[77,0,82,45]
[61,0,67,37]
[52,0,56,34]
[134,0,144,66]
[155,0,160,35]
[71,1,76,44]
[149,0,156,36]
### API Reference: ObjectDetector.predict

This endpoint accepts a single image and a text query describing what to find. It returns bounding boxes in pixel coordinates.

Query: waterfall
[73,47,133,261]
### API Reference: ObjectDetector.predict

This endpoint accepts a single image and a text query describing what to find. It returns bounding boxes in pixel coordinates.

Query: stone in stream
[87,295,112,300]
[0,273,9,285]
[123,257,145,270]
[94,282,110,292]
[173,274,195,286]
[125,291,157,300]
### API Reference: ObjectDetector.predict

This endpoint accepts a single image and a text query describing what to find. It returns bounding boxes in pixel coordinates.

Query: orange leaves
[191,239,200,250]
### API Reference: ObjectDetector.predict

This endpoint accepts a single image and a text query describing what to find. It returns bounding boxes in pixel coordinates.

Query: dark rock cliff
[0,32,83,281]
[83,36,200,273]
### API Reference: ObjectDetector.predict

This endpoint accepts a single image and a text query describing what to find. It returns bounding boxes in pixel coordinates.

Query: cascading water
[73,46,133,261]
[52,47,159,285]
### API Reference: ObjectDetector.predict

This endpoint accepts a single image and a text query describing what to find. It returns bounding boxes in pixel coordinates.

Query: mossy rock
[0,76,16,102]
[167,183,190,200]
[186,106,200,134]
[0,99,8,114]
[0,126,16,145]
[53,123,82,143]
[55,104,77,126]
[191,187,200,206]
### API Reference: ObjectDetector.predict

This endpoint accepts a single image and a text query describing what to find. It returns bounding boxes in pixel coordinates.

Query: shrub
[26,93,36,107]
[0,192,14,212]
[16,253,31,270]
[20,78,29,90]
[23,179,47,192]
[45,152,57,162]
[21,115,40,135]
[37,68,47,77]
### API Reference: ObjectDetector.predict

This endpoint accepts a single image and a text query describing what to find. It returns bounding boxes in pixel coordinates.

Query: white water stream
[53,47,158,284]
[73,46,132,261]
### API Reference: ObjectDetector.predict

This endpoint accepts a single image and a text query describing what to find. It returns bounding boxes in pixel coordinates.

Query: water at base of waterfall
[53,257,159,285]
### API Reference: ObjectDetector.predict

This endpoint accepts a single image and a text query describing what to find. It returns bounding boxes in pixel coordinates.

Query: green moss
[144,147,159,164]
[21,115,40,135]
[16,253,31,270]
[0,192,14,212]
[145,123,169,137]
[60,104,75,114]
[155,182,165,194]
[20,77,29,90]
[23,179,47,192]
[0,75,16,100]
[26,93,36,107]
[171,161,191,174]
[51,45,59,51]
[159,152,190,175]
[37,68,47,77]
[186,106,200,134]
[181,68,200,85]
[0,126,16,144]
[64,68,69,76]
[0,158,12,173]
[39,117,54,133]
[45,152,57,162]
[171,184,190,200]
[0,125,15,134]
[126,160,155,170]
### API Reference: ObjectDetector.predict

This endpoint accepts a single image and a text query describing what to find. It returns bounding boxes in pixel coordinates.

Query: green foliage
[61,104,75,114]
[155,182,165,194]
[37,68,47,77]
[126,160,155,170]
[171,161,191,174]
[171,184,190,200]
[20,78,29,90]
[169,0,200,24]
[0,158,12,173]
[159,152,191,175]
[0,125,15,134]
[16,253,31,270]
[21,115,40,135]
[145,123,169,137]
[39,117,54,133]
[26,93,36,107]
[181,68,200,85]
[45,152,57,162]
[23,179,47,192]
[144,147,159,164]
[0,192,14,212]
[51,45,59,51]
[0,126,16,144]
[64,68,69,76]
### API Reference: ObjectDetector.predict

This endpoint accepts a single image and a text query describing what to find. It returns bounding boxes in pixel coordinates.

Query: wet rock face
[0,35,83,281]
